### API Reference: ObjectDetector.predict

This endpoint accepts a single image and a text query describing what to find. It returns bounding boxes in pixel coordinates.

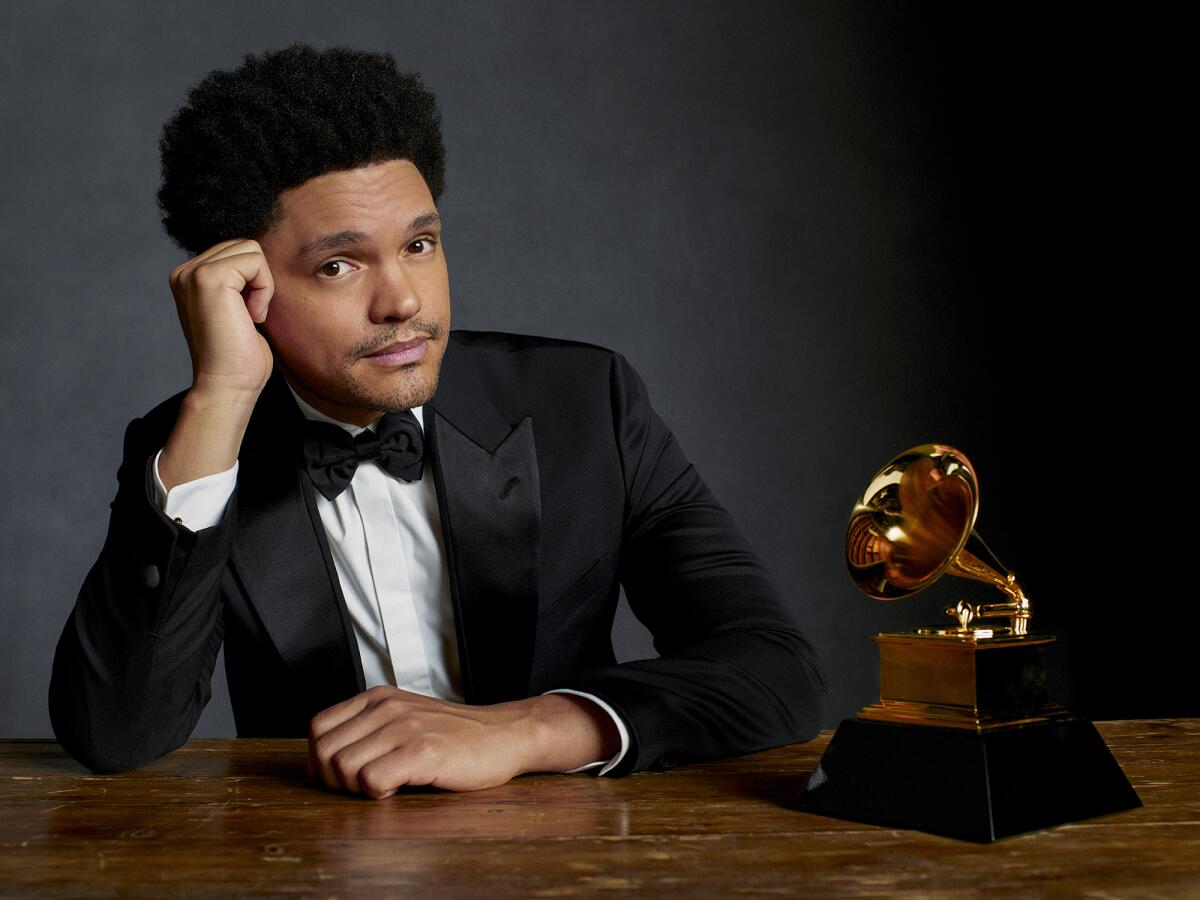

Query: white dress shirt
[292,401,461,699]
[152,391,628,774]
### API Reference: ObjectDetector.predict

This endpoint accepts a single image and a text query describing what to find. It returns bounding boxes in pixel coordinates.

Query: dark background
[2,1,1188,741]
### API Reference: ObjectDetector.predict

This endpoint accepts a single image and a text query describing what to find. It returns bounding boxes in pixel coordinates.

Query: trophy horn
[845,444,1031,637]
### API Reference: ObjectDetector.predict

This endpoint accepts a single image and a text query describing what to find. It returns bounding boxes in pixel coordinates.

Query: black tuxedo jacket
[51,332,826,775]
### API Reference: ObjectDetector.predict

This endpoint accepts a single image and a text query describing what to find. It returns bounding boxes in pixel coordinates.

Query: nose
[368,260,421,324]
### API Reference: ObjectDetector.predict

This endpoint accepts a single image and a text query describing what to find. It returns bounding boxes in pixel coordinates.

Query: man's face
[258,159,450,425]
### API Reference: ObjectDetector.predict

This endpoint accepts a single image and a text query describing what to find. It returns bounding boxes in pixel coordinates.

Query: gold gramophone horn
[846,444,1031,637]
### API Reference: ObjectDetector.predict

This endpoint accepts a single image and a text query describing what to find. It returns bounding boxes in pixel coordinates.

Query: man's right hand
[159,239,276,493]
[170,238,275,396]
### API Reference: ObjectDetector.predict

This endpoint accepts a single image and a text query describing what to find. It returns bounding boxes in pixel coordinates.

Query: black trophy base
[796,716,1141,842]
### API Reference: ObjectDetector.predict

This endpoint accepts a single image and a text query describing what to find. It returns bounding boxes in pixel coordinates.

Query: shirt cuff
[153,449,238,531]
[544,688,630,776]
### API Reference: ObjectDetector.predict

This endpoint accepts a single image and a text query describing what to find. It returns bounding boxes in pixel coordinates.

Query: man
[50,46,826,798]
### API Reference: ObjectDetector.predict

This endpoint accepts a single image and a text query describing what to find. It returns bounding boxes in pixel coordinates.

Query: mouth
[361,336,430,367]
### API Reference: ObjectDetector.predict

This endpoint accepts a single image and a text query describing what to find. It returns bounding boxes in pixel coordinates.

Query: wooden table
[2,720,1197,896]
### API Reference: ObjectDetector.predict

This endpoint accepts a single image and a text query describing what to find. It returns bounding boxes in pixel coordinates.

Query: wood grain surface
[2,720,1196,897]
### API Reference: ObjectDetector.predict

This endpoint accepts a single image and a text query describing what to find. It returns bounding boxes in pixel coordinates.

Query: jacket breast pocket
[535,553,616,649]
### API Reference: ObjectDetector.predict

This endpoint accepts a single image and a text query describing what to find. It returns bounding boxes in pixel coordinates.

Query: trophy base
[796,716,1141,843]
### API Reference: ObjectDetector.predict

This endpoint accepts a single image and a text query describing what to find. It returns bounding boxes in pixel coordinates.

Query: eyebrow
[408,212,442,233]
[296,212,443,261]
[297,230,368,261]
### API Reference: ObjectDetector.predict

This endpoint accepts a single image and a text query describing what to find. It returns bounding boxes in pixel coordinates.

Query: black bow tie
[301,411,424,500]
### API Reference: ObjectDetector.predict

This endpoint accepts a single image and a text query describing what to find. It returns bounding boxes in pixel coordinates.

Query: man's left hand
[307,686,619,798]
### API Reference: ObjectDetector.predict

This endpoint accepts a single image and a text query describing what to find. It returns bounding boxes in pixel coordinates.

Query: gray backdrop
[2,1,1188,741]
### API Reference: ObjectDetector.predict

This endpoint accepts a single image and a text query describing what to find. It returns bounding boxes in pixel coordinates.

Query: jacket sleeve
[559,353,827,775]
[49,410,234,773]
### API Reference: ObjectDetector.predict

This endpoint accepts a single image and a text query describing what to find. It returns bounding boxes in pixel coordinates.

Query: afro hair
[157,45,446,254]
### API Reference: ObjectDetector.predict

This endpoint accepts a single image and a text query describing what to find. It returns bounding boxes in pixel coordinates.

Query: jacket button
[658,757,676,770]
[141,564,160,589]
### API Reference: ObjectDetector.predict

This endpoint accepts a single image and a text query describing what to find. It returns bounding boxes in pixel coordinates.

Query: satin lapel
[229,377,365,709]
[427,345,541,705]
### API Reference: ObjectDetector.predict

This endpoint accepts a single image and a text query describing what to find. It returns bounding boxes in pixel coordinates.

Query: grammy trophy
[796,444,1140,842]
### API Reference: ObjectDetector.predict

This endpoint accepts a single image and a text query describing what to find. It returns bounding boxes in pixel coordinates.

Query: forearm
[159,386,257,490]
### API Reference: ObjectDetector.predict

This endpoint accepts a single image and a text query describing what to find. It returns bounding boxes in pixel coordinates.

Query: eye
[317,259,355,278]
[408,236,438,256]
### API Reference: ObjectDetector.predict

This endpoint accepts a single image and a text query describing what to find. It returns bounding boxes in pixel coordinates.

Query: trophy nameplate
[796,444,1140,842]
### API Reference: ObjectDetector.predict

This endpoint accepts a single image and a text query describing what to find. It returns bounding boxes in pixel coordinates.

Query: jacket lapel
[229,376,365,708]
[427,341,542,705]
